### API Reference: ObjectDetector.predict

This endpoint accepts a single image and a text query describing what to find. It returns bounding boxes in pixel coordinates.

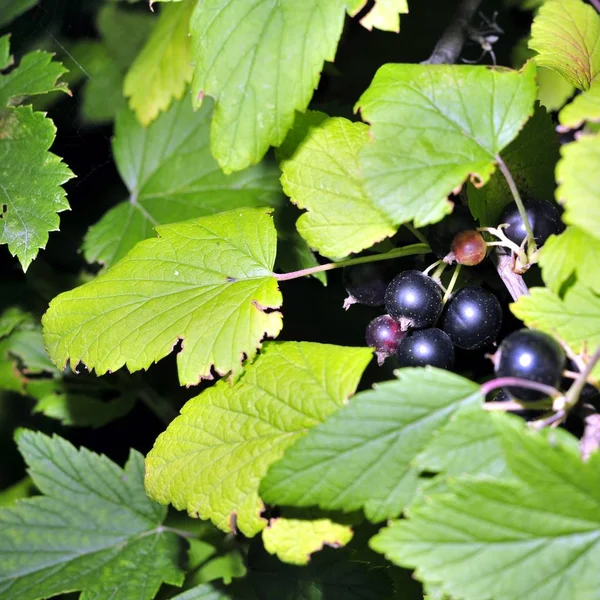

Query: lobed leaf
[347,0,408,32]
[0,0,38,28]
[280,116,395,259]
[84,98,283,268]
[371,413,600,600]
[530,0,600,91]
[261,368,482,522]
[556,134,600,242]
[189,0,348,173]
[356,62,537,227]
[145,341,372,536]
[124,0,194,125]
[44,208,283,386]
[262,517,353,565]
[559,80,600,129]
[0,431,184,600]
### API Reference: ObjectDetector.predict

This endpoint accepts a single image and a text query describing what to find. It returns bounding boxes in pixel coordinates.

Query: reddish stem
[480,377,561,399]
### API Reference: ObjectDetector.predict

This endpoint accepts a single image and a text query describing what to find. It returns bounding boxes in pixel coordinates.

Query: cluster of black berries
[344,198,578,406]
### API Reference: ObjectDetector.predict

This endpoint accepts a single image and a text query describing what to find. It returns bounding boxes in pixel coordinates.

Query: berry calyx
[447,230,487,266]
[384,270,443,331]
[441,286,502,350]
[396,328,455,370]
[365,315,404,365]
[494,329,566,401]
[342,263,390,309]
[499,199,564,248]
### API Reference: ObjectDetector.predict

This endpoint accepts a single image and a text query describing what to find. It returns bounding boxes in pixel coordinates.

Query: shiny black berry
[494,329,566,401]
[343,263,390,308]
[396,328,455,370]
[428,205,477,259]
[384,270,443,331]
[441,286,502,350]
[366,315,404,365]
[499,199,564,248]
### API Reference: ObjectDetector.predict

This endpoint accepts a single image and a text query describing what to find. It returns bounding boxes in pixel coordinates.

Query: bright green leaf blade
[468,103,559,226]
[511,285,600,353]
[190,0,347,173]
[0,431,184,600]
[556,135,600,242]
[124,1,194,125]
[145,341,372,536]
[0,35,11,70]
[261,368,482,522]
[84,98,283,267]
[559,80,600,129]
[172,544,393,600]
[0,477,34,507]
[262,517,353,565]
[370,412,600,600]
[0,0,38,28]
[280,116,396,259]
[44,208,283,386]
[0,106,74,271]
[0,45,68,106]
[539,226,600,294]
[356,62,537,227]
[348,0,408,32]
[530,0,600,91]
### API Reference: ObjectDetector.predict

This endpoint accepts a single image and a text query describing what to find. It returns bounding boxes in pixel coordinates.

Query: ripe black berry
[343,263,390,309]
[494,329,566,401]
[365,315,404,365]
[428,205,477,259]
[499,199,564,248]
[441,286,502,350]
[384,270,443,331]
[396,328,455,370]
[449,230,487,266]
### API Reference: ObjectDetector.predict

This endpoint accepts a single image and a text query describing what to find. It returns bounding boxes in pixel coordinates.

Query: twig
[579,407,600,461]
[422,0,484,64]
[490,251,529,301]
[589,0,600,14]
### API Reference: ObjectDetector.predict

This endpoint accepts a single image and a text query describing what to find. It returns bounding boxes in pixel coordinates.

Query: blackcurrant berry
[343,263,390,309]
[441,286,502,350]
[499,199,564,248]
[428,205,477,259]
[396,328,455,370]
[494,329,566,401]
[365,315,404,365]
[448,230,487,266]
[384,270,443,331]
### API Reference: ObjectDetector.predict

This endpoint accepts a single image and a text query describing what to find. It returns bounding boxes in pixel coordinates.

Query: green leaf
[262,517,354,565]
[145,342,372,536]
[3,327,57,374]
[0,35,10,69]
[356,62,537,227]
[348,0,408,32]
[559,80,600,129]
[84,98,283,268]
[44,208,283,386]
[171,544,393,600]
[0,306,30,338]
[556,134,600,241]
[0,0,38,28]
[539,226,600,294]
[189,0,348,173]
[370,412,600,600]
[0,477,34,507]
[468,103,560,226]
[0,430,184,599]
[124,1,194,125]
[414,406,513,496]
[280,116,396,259]
[511,285,600,352]
[0,106,74,270]
[0,39,68,106]
[261,368,482,522]
[529,0,600,90]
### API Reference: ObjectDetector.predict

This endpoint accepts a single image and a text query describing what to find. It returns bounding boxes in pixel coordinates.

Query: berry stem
[480,376,562,399]
[274,243,431,282]
[495,154,537,254]
[404,223,429,245]
[442,264,461,304]
[564,345,600,411]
